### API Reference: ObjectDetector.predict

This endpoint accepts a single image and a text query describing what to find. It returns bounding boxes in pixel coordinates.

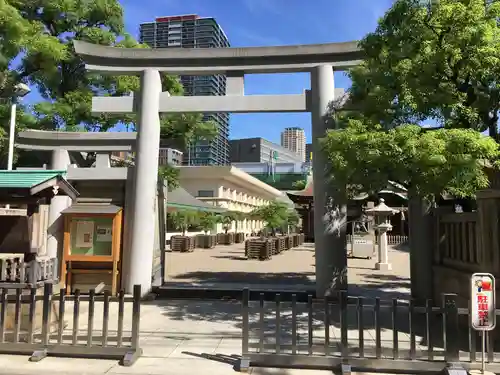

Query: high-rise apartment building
[139,14,230,166]
[281,127,306,162]
[305,143,313,162]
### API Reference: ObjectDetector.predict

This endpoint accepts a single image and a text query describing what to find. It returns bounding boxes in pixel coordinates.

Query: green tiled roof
[0,170,67,189]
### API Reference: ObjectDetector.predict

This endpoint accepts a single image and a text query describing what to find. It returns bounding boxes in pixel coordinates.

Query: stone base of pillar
[375,262,392,271]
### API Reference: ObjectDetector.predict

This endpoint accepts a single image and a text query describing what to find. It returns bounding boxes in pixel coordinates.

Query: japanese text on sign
[471,273,496,331]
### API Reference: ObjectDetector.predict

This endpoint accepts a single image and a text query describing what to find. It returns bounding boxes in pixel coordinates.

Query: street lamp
[7,83,31,171]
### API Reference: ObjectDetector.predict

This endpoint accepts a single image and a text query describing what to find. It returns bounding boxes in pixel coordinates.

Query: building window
[198,190,214,197]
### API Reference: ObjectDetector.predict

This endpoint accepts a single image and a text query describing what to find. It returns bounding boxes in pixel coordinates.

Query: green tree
[0,0,216,170]
[198,212,217,235]
[345,0,500,139]
[169,210,198,236]
[292,179,307,190]
[158,164,180,192]
[286,209,301,233]
[220,212,236,234]
[0,0,67,165]
[321,121,499,199]
[251,200,290,236]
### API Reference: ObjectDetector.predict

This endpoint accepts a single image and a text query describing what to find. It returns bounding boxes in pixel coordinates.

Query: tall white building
[280,127,306,162]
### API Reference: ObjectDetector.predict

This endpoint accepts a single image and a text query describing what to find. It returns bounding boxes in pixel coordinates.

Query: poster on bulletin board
[75,221,94,248]
[96,226,112,242]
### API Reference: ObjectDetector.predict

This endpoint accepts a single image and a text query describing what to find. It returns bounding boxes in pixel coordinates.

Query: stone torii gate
[74,40,363,297]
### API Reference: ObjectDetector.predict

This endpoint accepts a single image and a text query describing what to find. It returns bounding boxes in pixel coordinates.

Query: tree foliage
[0,0,216,169]
[251,200,296,236]
[321,121,499,199]
[286,209,300,231]
[197,212,217,234]
[219,211,246,233]
[169,210,198,236]
[345,0,500,139]
[158,164,180,192]
[292,179,307,190]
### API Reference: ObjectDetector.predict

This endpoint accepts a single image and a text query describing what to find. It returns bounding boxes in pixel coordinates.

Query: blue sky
[24,0,394,144]
[119,0,394,144]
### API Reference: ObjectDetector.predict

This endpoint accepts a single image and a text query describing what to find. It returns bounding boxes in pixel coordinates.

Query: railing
[347,234,408,246]
[240,288,497,373]
[0,256,56,285]
[0,283,142,366]
[436,212,480,271]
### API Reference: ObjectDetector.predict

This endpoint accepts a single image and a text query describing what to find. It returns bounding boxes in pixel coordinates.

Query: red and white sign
[471,273,496,331]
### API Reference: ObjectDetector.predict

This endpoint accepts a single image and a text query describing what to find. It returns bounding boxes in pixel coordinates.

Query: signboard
[96,226,112,242]
[75,220,95,248]
[471,273,496,331]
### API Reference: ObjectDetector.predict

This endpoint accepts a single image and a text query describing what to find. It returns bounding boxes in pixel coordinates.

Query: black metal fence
[240,288,500,373]
[0,283,142,366]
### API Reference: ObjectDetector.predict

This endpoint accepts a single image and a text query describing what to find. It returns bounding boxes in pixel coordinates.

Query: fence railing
[240,288,498,373]
[0,256,56,285]
[0,283,142,366]
[347,234,408,246]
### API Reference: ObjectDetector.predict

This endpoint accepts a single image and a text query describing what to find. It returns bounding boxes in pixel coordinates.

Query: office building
[230,137,304,164]
[139,14,230,166]
[159,148,183,166]
[305,143,313,162]
[281,127,306,162]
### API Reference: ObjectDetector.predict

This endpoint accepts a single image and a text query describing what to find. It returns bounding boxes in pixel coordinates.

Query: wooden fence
[434,212,481,273]
[0,283,142,366]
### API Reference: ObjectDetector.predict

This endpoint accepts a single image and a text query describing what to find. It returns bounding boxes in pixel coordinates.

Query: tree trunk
[408,194,435,301]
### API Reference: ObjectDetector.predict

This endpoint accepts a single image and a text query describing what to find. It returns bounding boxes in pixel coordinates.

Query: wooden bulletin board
[69,216,114,256]
[61,209,122,295]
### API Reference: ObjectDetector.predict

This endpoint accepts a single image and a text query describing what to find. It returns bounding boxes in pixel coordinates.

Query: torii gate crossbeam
[74,40,363,297]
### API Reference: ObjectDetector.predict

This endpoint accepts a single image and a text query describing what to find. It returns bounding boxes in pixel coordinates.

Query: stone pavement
[165,243,411,300]
[0,297,428,375]
[0,245,419,374]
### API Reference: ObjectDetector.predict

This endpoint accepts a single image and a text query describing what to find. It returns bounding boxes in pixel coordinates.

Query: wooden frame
[61,210,122,296]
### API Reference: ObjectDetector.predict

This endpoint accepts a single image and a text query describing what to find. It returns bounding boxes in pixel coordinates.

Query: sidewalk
[0,336,334,375]
[0,298,417,375]
[0,247,415,375]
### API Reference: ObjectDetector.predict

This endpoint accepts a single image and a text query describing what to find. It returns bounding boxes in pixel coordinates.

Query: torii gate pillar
[311,65,347,295]
[124,69,162,295]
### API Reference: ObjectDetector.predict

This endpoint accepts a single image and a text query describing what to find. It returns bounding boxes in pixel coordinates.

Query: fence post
[442,294,461,364]
[122,285,142,367]
[339,290,348,358]
[240,288,251,372]
[29,282,53,362]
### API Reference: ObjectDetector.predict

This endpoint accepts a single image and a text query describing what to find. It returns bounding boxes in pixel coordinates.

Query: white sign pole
[470,273,496,375]
[482,330,486,374]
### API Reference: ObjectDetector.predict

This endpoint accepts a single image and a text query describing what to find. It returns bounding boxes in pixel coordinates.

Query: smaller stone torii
[74,40,363,297]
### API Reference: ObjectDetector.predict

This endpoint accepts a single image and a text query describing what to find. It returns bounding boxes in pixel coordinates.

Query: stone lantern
[365,198,399,271]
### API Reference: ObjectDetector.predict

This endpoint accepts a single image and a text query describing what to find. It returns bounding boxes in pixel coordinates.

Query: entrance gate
[73,40,363,297]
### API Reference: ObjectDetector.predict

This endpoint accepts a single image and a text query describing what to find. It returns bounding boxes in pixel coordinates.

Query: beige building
[159,147,183,166]
[280,127,306,162]
[178,166,284,234]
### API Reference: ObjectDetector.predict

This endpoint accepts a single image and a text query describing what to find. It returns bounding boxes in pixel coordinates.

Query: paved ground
[165,242,411,300]
[0,244,420,374]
